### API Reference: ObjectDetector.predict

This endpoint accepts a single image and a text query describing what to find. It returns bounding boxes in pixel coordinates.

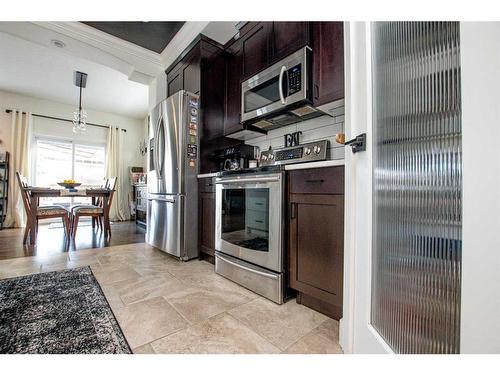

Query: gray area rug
[0,266,131,354]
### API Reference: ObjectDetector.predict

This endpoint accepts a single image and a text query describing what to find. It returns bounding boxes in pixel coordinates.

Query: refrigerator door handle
[153,115,162,180]
[148,196,176,204]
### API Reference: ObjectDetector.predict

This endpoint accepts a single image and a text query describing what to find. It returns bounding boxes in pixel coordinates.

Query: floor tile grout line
[226,300,285,352]
[226,298,331,352]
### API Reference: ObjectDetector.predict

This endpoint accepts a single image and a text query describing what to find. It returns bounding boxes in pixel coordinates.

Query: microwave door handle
[279,65,287,105]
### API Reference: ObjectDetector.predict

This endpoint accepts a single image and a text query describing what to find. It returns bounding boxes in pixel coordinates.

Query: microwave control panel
[287,64,302,95]
[260,140,329,166]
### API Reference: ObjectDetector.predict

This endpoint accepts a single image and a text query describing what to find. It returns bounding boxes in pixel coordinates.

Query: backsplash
[245,106,345,161]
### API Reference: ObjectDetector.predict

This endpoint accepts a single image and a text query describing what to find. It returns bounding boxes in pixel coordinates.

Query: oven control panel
[260,140,329,166]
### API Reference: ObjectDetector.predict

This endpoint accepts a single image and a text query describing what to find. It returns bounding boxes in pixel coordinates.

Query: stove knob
[261,155,268,161]
[314,145,321,154]
[305,147,311,155]
[269,154,275,160]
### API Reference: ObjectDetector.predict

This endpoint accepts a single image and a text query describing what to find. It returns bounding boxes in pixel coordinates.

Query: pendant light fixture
[73,71,88,134]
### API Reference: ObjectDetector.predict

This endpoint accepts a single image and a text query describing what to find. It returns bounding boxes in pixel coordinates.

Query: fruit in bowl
[58,179,82,189]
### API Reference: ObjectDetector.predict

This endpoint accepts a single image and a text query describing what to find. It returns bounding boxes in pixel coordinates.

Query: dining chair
[16,172,71,244]
[71,177,117,238]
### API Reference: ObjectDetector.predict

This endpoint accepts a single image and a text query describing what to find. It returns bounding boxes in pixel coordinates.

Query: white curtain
[4,110,32,228]
[105,125,128,221]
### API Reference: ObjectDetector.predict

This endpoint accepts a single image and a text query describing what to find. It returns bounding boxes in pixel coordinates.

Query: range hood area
[225,99,344,141]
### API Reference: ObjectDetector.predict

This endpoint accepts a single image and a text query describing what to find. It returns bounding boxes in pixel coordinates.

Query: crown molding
[31,22,164,79]
[159,21,210,68]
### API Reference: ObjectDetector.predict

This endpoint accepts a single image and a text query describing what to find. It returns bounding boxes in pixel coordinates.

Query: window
[33,138,106,207]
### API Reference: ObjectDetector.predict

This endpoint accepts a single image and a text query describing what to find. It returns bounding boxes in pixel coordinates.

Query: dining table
[26,187,113,245]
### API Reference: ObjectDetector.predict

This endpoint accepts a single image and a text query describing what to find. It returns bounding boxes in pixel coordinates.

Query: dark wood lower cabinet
[198,179,216,263]
[288,167,344,320]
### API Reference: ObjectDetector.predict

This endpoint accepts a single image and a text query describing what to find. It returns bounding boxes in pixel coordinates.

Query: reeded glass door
[370,22,462,354]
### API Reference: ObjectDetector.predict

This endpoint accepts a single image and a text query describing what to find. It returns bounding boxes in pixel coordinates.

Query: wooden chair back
[94,178,108,207]
[105,177,117,214]
[16,172,31,216]
[106,177,117,202]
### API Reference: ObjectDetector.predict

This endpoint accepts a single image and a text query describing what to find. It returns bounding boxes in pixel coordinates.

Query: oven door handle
[215,176,280,185]
[216,253,279,280]
[278,65,287,105]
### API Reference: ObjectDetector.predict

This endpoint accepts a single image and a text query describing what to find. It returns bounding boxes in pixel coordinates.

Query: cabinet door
[241,22,272,80]
[289,194,344,313]
[167,68,182,96]
[182,51,201,95]
[199,192,216,257]
[224,39,244,135]
[311,22,344,106]
[271,22,310,62]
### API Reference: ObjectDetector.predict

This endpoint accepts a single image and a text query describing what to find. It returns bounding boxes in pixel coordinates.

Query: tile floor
[0,242,343,354]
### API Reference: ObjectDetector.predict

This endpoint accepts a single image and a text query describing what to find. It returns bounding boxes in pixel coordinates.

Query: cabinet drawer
[288,166,344,195]
[245,209,268,231]
[198,177,215,193]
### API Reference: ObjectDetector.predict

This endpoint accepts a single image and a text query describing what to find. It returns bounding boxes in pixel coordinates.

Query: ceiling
[82,22,185,53]
[0,31,149,119]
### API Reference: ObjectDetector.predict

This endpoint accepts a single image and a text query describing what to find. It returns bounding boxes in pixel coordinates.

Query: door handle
[148,196,176,203]
[216,253,279,280]
[215,176,280,184]
[154,116,162,179]
[290,202,297,219]
[278,65,287,105]
[344,133,367,154]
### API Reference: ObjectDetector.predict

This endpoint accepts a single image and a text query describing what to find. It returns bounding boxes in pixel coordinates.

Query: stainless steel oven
[215,172,284,303]
[240,46,322,130]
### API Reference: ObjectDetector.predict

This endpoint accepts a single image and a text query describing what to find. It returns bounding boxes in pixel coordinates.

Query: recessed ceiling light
[51,39,66,48]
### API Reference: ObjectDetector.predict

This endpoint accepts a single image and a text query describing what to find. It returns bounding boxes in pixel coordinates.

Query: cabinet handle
[290,202,297,219]
[314,84,319,99]
[255,220,264,224]
[305,179,325,183]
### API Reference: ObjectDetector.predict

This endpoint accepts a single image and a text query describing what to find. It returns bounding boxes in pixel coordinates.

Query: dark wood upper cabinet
[311,22,345,106]
[240,22,272,80]
[224,38,244,136]
[167,69,182,97]
[166,36,225,143]
[271,22,310,63]
[222,22,344,136]
[181,50,201,95]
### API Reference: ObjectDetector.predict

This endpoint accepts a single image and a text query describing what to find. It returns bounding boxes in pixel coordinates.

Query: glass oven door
[215,173,283,272]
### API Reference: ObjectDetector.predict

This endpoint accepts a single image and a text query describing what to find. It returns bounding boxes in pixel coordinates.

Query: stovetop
[216,139,330,177]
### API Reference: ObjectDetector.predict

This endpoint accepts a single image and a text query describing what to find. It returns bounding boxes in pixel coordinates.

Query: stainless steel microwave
[240,46,322,130]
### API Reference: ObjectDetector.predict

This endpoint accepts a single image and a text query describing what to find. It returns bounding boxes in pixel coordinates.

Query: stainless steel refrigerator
[146,91,200,260]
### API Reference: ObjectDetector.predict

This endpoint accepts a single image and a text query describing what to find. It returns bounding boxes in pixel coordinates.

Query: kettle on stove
[223,158,242,171]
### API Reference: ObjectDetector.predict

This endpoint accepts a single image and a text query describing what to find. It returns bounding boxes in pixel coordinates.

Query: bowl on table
[57,182,82,189]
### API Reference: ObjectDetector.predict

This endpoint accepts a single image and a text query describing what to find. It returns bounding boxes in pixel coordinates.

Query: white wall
[460,22,500,354]
[245,109,345,159]
[0,90,148,219]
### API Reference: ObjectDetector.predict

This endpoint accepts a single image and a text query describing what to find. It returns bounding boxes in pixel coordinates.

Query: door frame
[340,21,392,354]
[459,22,500,354]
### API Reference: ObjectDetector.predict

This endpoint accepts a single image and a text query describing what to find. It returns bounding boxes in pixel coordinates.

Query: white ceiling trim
[160,21,210,68]
[32,22,164,80]
[35,22,162,65]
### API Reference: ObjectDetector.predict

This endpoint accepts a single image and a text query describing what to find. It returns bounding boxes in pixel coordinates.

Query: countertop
[197,159,345,178]
[197,172,219,179]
